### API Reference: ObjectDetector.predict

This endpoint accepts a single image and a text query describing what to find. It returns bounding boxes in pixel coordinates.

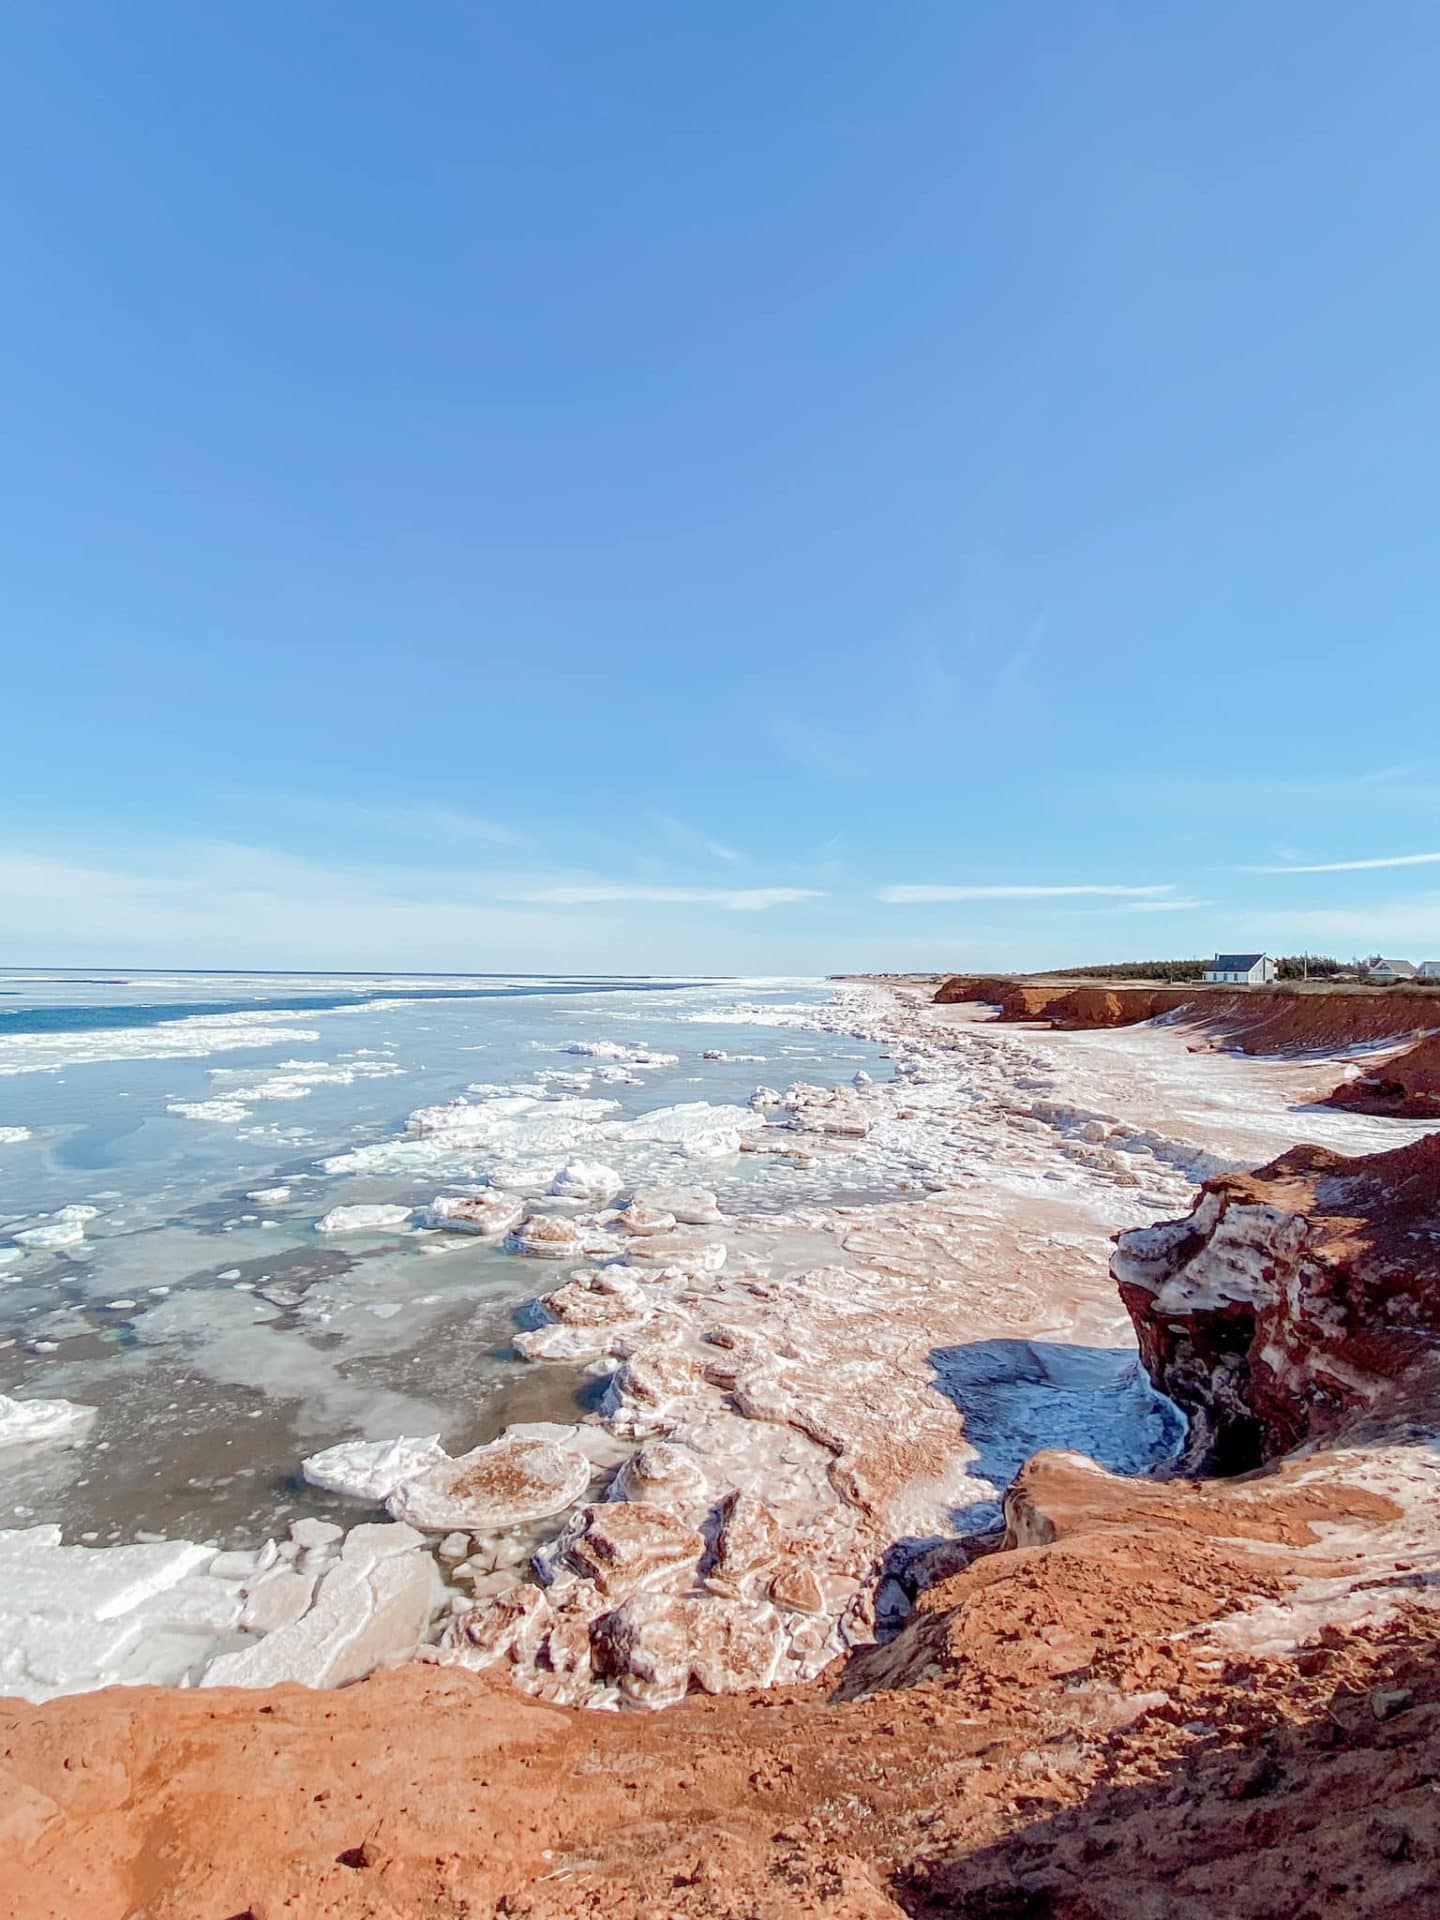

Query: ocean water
[0,972,885,1547]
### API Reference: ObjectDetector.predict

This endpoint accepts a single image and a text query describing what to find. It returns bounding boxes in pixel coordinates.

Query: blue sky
[3,3,1439,973]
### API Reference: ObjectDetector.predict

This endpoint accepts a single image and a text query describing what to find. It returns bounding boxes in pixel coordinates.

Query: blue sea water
[0,971,885,1545]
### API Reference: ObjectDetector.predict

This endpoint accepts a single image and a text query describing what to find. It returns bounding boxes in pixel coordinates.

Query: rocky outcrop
[1115,1134,1440,1473]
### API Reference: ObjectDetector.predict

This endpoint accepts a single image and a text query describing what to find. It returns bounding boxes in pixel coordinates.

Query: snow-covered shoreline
[4,979,1428,1709]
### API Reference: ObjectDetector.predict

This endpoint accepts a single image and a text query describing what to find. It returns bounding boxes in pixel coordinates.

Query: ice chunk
[0,1531,213,1623]
[0,1394,95,1448]
[549,1160,623,1203]
[201,1549,437,1690]
[314,1203,414,1235]
[302,1434,448,1502]
[11,1219,86,1251]
[387,1434,592,1531]
[628,1186,724,1226]
[424,1191,525,1237]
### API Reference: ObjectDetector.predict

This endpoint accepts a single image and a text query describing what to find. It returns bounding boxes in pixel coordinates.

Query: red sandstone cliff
[1114,1133,1440,1474]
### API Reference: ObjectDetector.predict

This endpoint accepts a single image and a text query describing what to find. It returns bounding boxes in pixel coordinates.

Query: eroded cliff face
[1329,1031,1440,1119]
[1115,1134,1440,1473]
[936,974,1439,1056]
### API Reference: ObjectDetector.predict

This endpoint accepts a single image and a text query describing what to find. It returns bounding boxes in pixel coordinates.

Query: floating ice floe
[0,1010,323,1079]
[564,1041,679,1068]
[246,1185,292,1204]
[302,1434,449,1502]
[10,1205,100,1251]
[626,1185,724,1226]
[388,1432,593,1531]
[0,1393,95,1448]
[617,1101,761,1156]
[549,1160,623,1203]
[0,1126,31,1145]
[507,1214,592,1259]
[314,1203,415,1235]
[424,1191,526,1237]
[167,1098,253,1123]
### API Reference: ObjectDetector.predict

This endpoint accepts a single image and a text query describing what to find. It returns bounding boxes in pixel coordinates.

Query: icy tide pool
[0,971,885,1547]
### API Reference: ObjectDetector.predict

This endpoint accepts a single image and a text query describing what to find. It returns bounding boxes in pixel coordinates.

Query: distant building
[1419,961,1440,980]
[1369,958,1418,983]
[1203,953,1276,985]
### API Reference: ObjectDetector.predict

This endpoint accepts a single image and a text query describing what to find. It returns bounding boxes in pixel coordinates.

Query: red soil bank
[936,974,1439,1056]
[1329,1030,1440,1119]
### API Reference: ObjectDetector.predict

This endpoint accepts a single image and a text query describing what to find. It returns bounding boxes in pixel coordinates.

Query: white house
[1369,958,1418,983]
[1419,961,1440,980]
[1203,953,1276,985]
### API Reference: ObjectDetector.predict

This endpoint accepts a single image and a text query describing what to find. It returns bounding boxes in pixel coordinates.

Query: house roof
[1210,954,1267,971]
[1372,958,1416,972]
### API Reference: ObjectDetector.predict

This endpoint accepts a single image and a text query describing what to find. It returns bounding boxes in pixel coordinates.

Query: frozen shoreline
[3,979,1432,1708]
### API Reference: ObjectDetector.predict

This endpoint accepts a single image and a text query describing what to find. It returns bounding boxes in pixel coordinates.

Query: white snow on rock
[314,1203,414,1235]
[301,1434,449,1502]
[0,1394,95,1448]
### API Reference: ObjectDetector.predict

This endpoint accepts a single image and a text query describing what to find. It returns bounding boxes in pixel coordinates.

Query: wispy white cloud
[877,883,1173,904]
[1118,897,1211,913]
[1243,852,1440,874]
[511,884,821,912]
[646,814,743,865]
[250,794,528,847]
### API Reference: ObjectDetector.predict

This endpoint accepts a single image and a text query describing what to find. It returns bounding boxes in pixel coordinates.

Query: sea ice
[425,1191,526,1237]
[11,1215,90,1251]
[387,1433,593,1531]
[0,1127,31,1144]
[314,1203,414,1235]
[0,1394,95,1448]
[549,1160,623,1203]
[302,1435,448,1501]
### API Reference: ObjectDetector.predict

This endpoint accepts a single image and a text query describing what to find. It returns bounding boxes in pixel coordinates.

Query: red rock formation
[1115,1134,1440,1473]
